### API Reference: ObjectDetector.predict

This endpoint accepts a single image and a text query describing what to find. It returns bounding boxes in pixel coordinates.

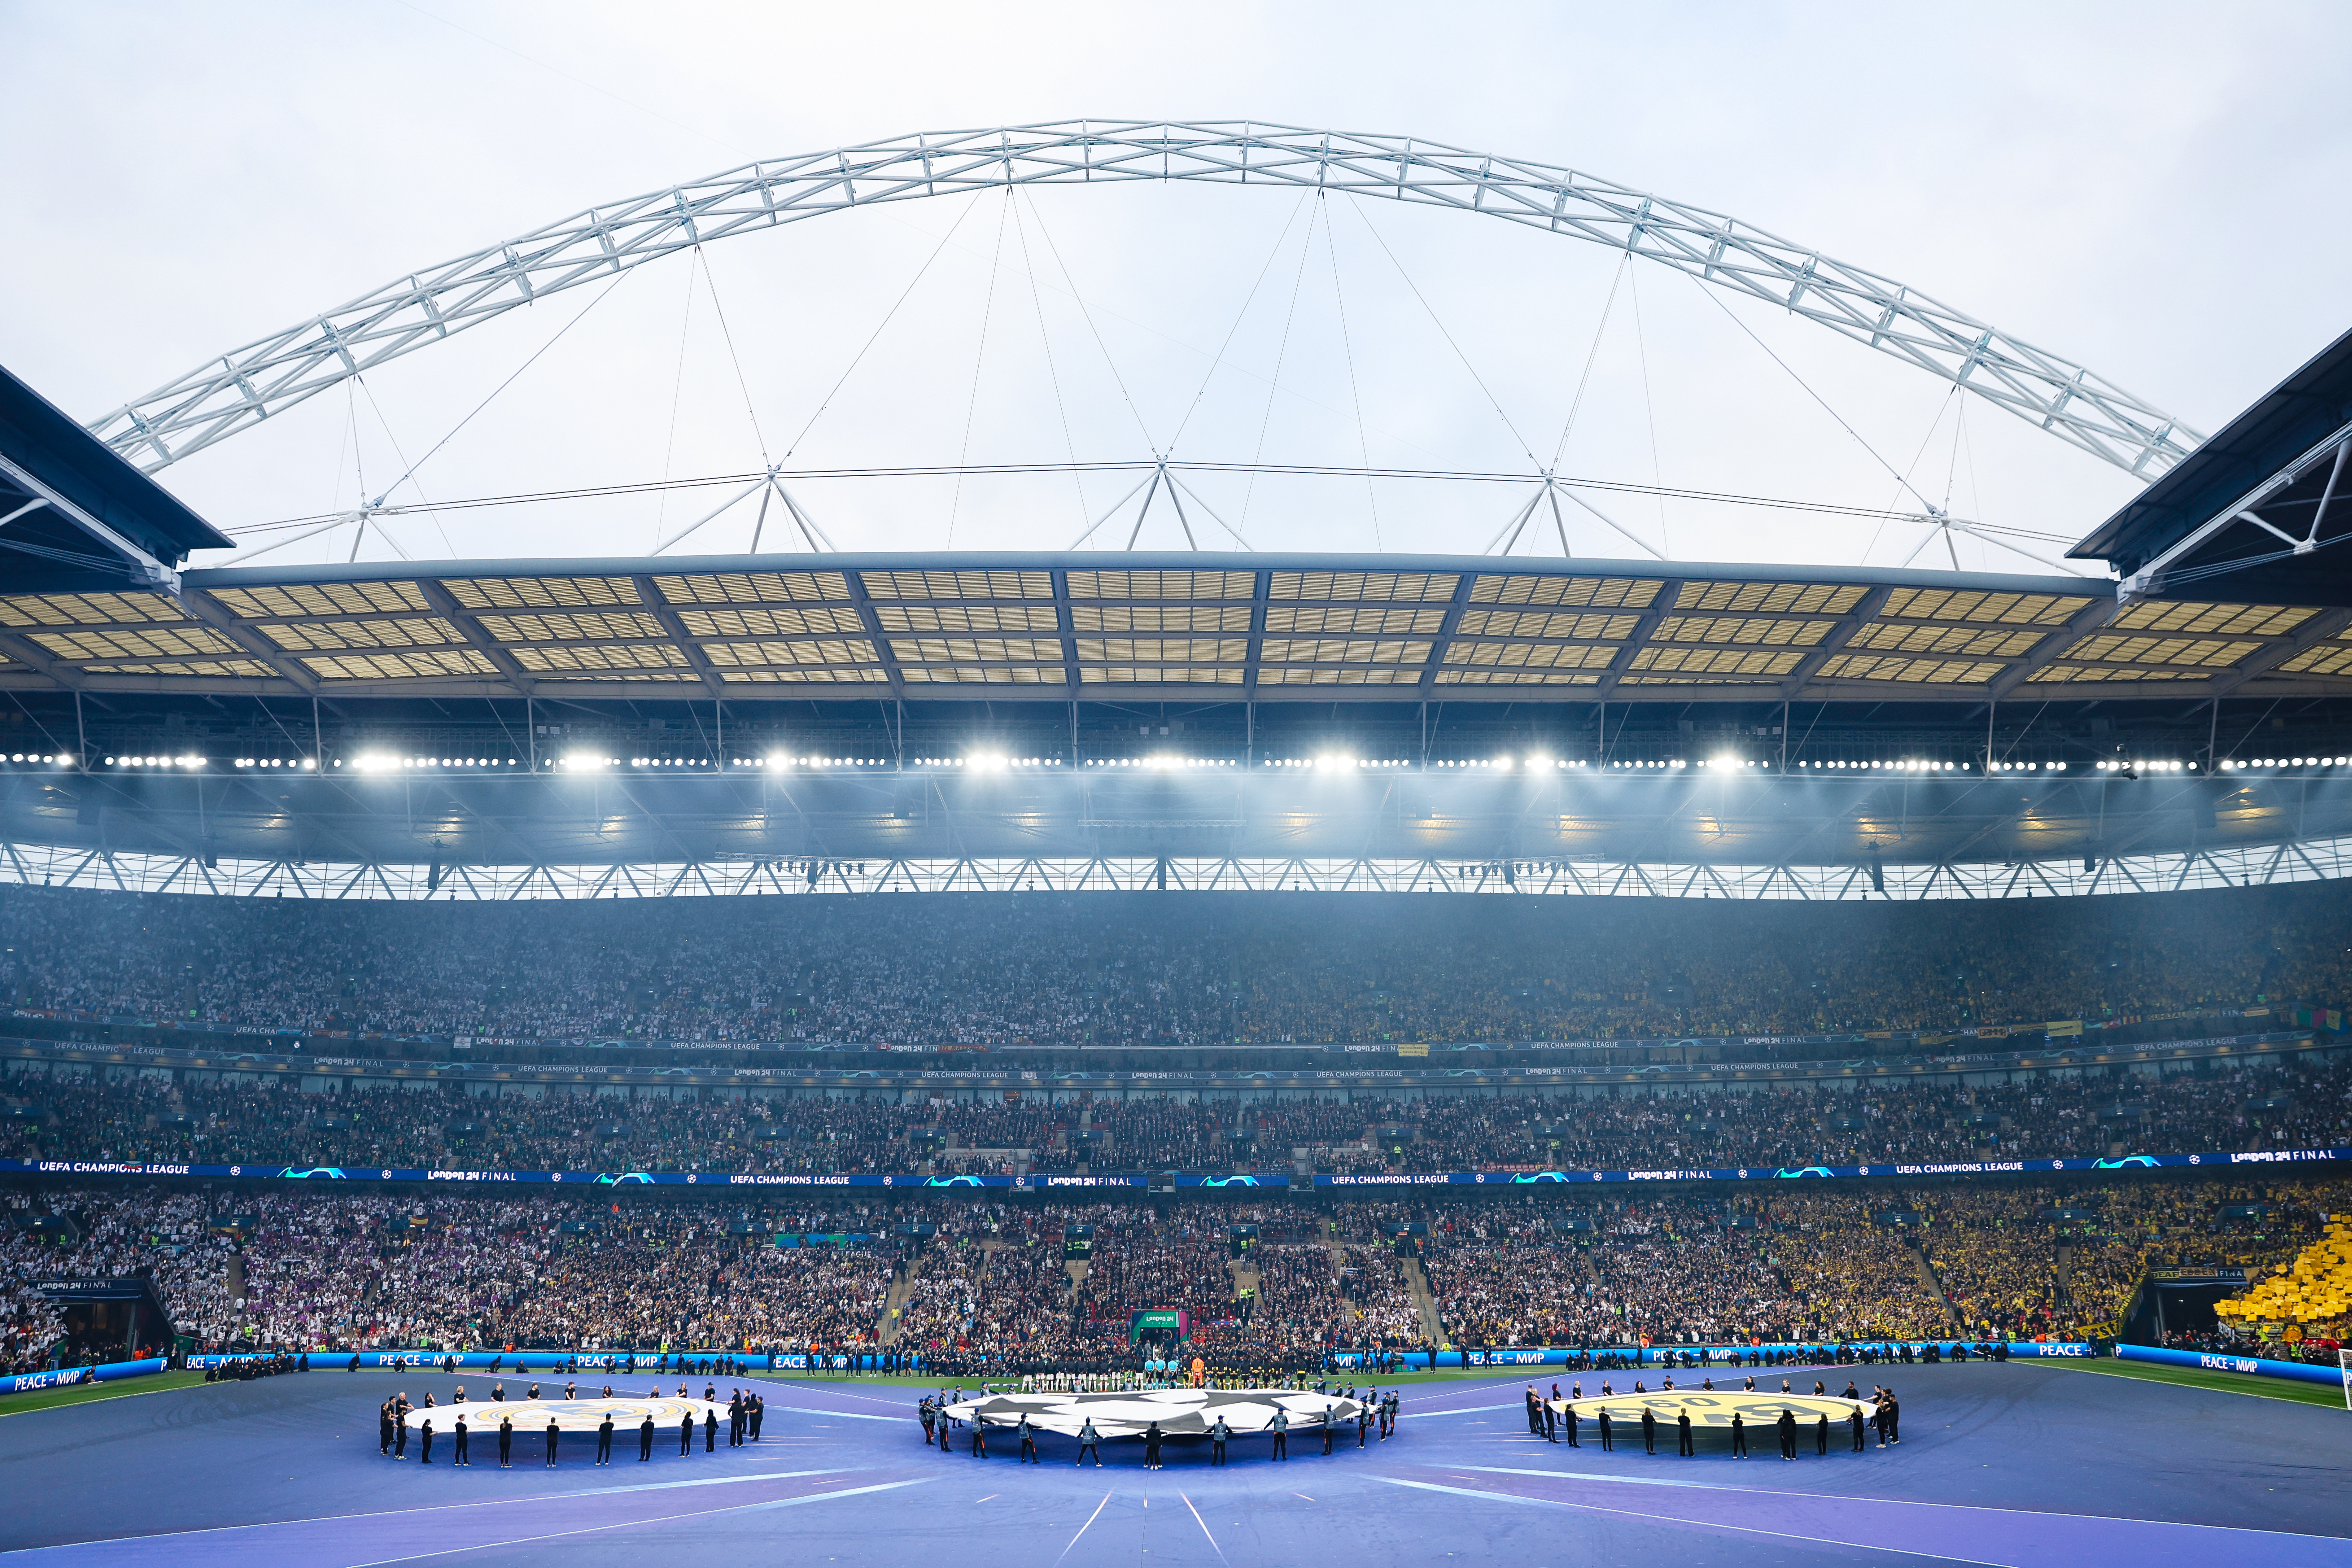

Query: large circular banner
[941,1388,1364,1437]
[401,1396,734,1434]
[1550,1391,1872,1427]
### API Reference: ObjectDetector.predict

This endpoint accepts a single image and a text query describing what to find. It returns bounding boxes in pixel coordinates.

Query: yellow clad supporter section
[2213,1220,2352,1332]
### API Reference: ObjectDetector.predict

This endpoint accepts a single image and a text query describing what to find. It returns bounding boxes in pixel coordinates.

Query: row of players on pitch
[918,1389,1403,1467]
[1524,1376,1903,1456]
[370,1387,768,1466]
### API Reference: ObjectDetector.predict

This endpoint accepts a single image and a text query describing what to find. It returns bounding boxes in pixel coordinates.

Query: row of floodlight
[41,751,2352,779]
[2219,756,2351,770]
[1430,757,1585,770]
[349,756,516,771]
[1091,757,1236,769]
[106,755,319,770]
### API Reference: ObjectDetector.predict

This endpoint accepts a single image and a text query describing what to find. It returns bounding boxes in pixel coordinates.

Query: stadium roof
[0,363,233,592]
[0,551,2345,707]
[2073,327,2352,606]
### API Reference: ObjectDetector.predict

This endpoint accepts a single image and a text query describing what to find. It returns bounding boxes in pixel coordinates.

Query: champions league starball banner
[4,1146,2344,1189]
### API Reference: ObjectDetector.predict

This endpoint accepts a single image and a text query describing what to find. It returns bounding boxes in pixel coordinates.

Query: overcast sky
[4,1,2344,576]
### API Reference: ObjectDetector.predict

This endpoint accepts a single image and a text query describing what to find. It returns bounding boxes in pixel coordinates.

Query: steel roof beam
[2203,608,2352,700]
[630,575,727,701]
[1985,597,2120,700]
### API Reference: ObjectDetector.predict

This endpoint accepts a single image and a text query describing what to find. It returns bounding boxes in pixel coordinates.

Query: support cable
[1865,384,1959,565]
[1626,262,1672,558]
[235,461,2055,534]
[1239,196,1322,534]
[352,378,435,557]
[1318,190,1381,549]
[1685,267,1938,514]
[1017,188,1159,454]
[946,191,1013,547]
[777,191,988,462]
[1008,195,1091,535]
[365,268,633,518]
[696,245,774,466]
[1341,191,1541,471]
[1548,254,1627,472]
[1164,190,1315,456]
[650,251,702,548]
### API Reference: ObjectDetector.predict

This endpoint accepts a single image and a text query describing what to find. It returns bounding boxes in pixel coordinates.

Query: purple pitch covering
[0,1361,2344,1566]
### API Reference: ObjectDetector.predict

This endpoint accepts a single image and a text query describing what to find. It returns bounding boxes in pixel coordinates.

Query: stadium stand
[4,1179,2344,1373]
[7,1058,2346,1175]
[0,880,2349,1047]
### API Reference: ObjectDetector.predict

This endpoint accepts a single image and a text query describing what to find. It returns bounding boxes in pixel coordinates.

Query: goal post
[2340,1348,2351,1413]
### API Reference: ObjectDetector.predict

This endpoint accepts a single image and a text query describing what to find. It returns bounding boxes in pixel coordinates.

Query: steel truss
[7,835,2347,903]
[94,121,2198,480]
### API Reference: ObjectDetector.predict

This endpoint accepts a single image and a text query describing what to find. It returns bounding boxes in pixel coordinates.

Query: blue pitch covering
[0,1362,2346,1566]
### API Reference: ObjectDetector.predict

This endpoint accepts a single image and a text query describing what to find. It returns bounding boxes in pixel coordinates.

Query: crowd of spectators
[1,1187,234,1367]
[2,1178,2343,1373]
[1,878,2348,1046]
[8,1056,2345,1179]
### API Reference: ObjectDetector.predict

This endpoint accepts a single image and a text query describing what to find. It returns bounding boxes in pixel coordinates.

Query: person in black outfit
[1209,1415,1228,1466]
[1564,1405,1579,1448]
[704,1409,718,1452]
[1850,1404,1866,1452]
[1271,1410,1288,1461]
[1677,1411,1694,1456]
[680,1412,694,1456]
[1542,1399,1557,1443]
[1320,1407,1335,1455]
[1019,1415,1038,1464]
[420,1419,435,1465]
[970,1418,987,1458]
[1077,1418,1102,1467]
[544,1418,560,1468]
[639,1414,656,1461]
[393,1408,409,1461]
[596,1415,614,1466]
[498,1416,514,1467]
[750,1396,764,1441]
[920,1398,936,1445]
[1144,1423,1162,1471]
[1777,1408,1797,1461]
[1641,1408,1656,1455]
[379,1401,395,1456]
[1816,1412,1829,1456]
[1729,1411,1747,1458]
[454,1415,470,1467]
[1525,1388,1543,1436]
[1883,1392,1900,1445]
[1598,1408,1614,1452]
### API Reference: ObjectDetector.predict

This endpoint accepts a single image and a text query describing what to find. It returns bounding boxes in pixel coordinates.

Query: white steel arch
[92,120,2203,479]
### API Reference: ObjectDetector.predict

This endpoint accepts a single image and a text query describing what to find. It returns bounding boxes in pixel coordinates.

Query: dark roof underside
[2072,328,2352,604]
